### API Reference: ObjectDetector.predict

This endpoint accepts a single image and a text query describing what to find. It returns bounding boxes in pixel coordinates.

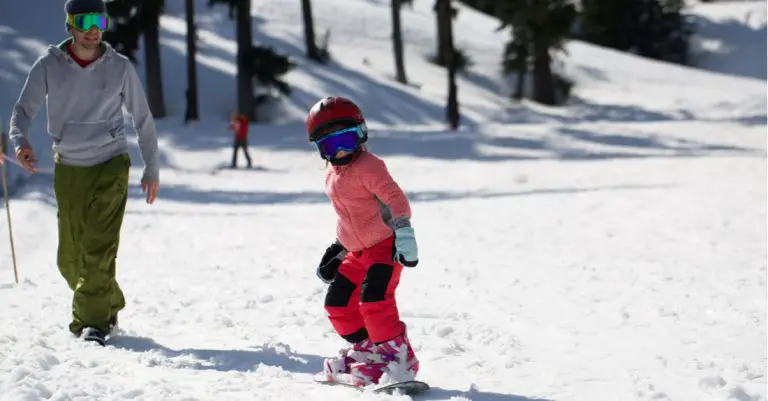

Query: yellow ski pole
[0,117,18,284]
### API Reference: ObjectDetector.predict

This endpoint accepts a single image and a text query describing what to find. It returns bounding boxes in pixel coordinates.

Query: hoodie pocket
[57,120,115,153]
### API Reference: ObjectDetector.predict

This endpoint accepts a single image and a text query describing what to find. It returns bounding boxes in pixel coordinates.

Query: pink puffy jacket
[324,151,411,252]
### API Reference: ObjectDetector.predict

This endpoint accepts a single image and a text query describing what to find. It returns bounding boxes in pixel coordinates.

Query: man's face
[71,26,102,49]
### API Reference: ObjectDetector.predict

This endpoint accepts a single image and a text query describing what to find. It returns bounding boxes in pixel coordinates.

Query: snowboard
[313,374,430,395]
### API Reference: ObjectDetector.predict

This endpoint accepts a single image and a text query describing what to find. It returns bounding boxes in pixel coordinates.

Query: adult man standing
[8,0,160,345]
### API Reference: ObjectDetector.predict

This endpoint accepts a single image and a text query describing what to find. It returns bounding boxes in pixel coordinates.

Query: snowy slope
[0,0,765,401]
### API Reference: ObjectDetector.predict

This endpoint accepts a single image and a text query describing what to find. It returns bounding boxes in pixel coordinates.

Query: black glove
[317,241,346,284]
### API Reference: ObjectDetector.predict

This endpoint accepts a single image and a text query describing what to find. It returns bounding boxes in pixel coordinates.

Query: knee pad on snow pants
[324,244,404,344]
[325,273,369,343]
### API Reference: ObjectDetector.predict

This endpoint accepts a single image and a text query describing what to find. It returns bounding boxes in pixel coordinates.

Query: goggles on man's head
[66,13,110,32]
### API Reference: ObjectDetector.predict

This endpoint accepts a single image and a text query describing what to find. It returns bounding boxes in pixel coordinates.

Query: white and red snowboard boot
[375,330,420,384]
[322,338,384,387]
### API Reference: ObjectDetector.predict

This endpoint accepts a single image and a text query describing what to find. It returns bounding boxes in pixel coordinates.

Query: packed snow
[0,0,765,400]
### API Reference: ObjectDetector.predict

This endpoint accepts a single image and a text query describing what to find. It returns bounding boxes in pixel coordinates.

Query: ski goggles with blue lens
[313,124,365,159]
[67,13,110,32]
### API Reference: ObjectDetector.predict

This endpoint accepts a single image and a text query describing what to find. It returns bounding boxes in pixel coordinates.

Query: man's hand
[16,146,38,173]
[141,179,159,204]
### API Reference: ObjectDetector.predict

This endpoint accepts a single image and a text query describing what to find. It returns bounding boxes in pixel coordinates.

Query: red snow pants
[324,236,405,344]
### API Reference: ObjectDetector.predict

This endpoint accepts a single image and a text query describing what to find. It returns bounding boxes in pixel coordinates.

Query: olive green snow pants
[54,153,131,335]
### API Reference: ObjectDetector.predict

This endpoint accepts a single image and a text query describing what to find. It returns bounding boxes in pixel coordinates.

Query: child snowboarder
[306,96,420,387]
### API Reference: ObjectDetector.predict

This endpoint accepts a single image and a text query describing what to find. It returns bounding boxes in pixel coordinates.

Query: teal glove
[394,226,418,267]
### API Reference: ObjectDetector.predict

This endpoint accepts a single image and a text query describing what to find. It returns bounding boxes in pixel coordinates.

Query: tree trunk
[513,34,528,100]
[436,0,451,67]
[301,0,319,60]
[184,0,199,122]
[437,0,459,129]
[391,0,408,84]
[532,36,555,105]
[514,68,525,100]
[142,1,165,118]
[236,0,255,121]
[433,1,445,65]
[432,0,456,66]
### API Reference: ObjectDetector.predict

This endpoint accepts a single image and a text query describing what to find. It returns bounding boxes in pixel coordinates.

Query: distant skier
[8,0,160,345]
[229,112,252,169]
[307,96,420,386]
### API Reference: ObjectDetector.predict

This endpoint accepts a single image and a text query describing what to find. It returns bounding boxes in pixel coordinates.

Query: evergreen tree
[103,0,141,63]
[578,0,692,64]
[483,0,577,105]
[209,0,295,120]
[250,46,296,100]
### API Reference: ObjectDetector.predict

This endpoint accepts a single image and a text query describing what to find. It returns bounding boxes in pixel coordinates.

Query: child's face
[335,150,351,158]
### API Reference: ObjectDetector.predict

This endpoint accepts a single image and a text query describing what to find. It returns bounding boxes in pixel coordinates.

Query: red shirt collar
[67,43,96,68]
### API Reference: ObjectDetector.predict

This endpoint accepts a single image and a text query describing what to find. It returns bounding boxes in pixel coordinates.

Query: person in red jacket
[229,112,252,168]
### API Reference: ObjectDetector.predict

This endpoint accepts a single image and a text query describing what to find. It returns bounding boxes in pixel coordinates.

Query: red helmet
[306,96,367,142]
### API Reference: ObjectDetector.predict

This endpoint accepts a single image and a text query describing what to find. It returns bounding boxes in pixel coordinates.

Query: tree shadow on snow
[555,127,750,156]
[130,183,672,206]
[491,96,765,126]
[685,13,767,81]
[109,335,324,374]
[249,122,759,163]
[8,170,675,206]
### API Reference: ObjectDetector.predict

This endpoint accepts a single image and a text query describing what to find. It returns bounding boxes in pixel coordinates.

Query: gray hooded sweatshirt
[9,38,159,182]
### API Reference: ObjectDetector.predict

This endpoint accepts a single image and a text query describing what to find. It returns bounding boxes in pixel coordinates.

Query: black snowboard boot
[82,327,107,346]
